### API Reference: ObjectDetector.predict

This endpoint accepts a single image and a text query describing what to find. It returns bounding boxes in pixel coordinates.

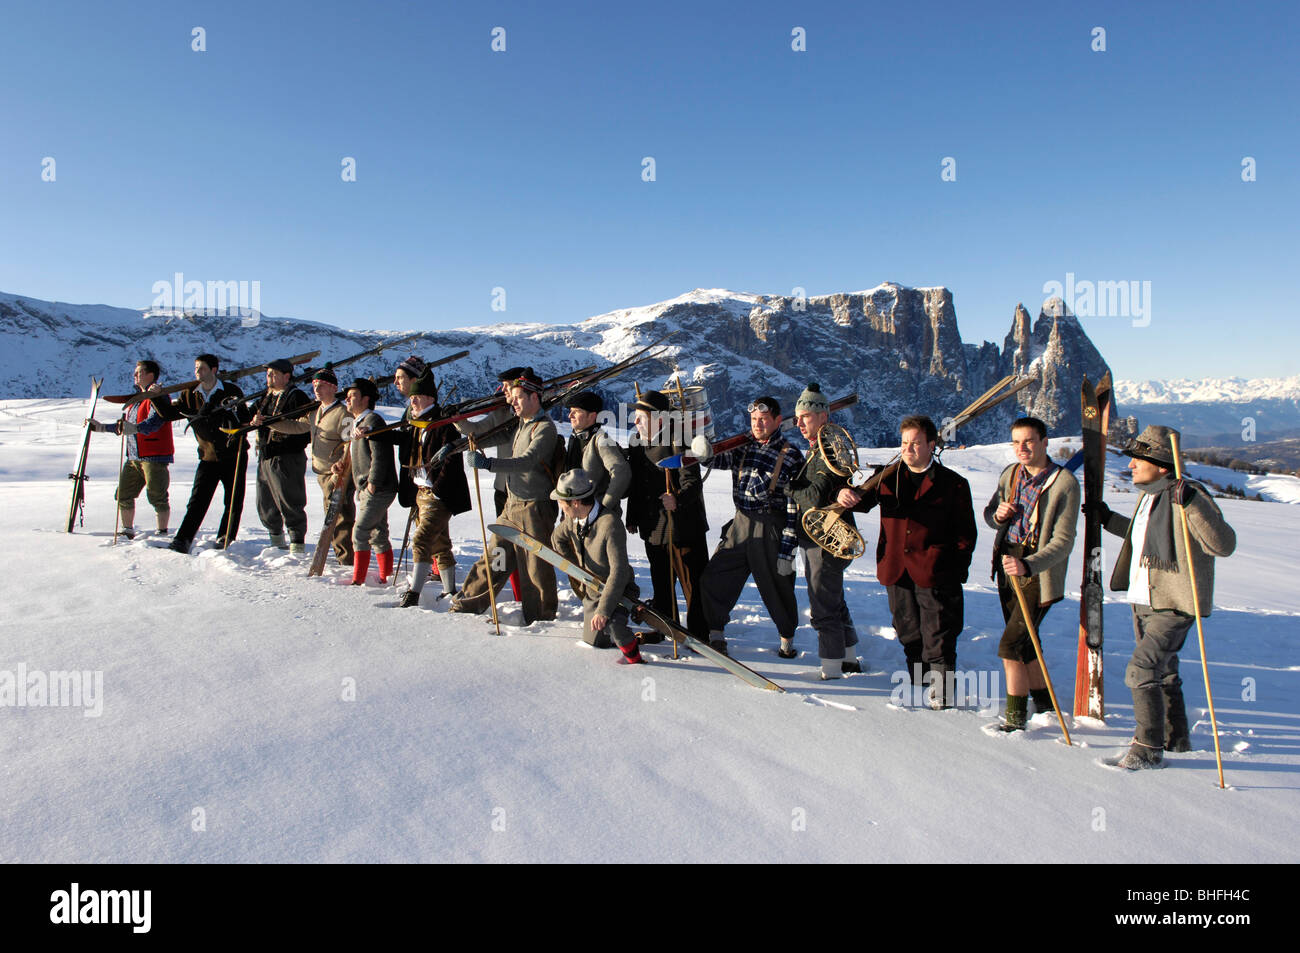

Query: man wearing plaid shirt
[696,395,804,657]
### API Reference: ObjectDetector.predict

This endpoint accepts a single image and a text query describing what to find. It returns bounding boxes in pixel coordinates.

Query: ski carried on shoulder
[67,377,104,532]
[489,524,785,693]
[1074,371,1111,720]
[101,351,321,406]
[656,394,860,469]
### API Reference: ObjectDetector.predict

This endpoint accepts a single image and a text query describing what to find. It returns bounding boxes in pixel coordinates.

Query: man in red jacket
[838,414,977,708]
[89,359,174,538]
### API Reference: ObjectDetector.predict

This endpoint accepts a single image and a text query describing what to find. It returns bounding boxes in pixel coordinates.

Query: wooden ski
[1074,371,1111,720]
[66,377,104,532]
[490,524,785,692]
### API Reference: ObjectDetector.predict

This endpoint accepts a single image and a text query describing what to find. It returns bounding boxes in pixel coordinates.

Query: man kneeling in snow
[550,469,644,665]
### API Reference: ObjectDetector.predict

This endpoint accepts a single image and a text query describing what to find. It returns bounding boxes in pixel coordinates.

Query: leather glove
[1171,479,1197,506]
[1081,500,1112,522]
[466,449,491,471]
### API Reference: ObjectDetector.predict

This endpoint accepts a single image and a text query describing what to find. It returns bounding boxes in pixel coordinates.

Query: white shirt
[1127,494,1154,606]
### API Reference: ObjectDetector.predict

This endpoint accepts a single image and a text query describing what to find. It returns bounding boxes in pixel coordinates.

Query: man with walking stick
[88,359,175,539]
[168,354,250,554]
[1090,425,1236,770]
[984,417,1080,731]
[450,367,561,625]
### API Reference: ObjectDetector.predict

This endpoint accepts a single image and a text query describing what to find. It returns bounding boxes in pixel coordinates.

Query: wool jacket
[983,462,1080,604]
[411,403,471,514]
[167,380,248,463]
[456,408,560,502]
[258,387,312,457]
[852,460,977,588]
[551,504,640,620]
[566,426,631,510]
[625,438,708,545]
[1103,481,1235,617]
[350,410,398,495]
[788,442,858,530]
[310,401,352,475]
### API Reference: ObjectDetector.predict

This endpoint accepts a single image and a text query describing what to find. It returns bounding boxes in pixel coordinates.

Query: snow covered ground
[2,399,1297,863]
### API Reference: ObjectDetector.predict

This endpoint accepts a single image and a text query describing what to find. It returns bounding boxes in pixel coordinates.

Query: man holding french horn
[788,383,867,680]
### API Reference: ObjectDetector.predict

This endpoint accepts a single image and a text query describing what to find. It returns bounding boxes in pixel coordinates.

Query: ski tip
[655,455,686,469]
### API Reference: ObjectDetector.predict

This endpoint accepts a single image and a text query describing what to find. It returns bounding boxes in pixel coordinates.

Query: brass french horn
[800,423,868,560]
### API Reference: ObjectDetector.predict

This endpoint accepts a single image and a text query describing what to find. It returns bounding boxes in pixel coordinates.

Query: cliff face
[0,284,1114,446]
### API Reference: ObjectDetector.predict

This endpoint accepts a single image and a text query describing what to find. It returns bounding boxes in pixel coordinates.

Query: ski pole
[393,503,415,587]
[113,425,126,544]
[469,437,501,636]
[1011,574,1072,746]
[1168,433,1226,789]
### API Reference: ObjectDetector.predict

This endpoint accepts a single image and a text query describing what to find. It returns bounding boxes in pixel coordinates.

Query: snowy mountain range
[1113,375,1300,447]
[1,284,1112,445]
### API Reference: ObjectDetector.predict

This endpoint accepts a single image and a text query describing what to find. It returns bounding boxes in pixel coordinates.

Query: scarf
[1135,474,1179,573]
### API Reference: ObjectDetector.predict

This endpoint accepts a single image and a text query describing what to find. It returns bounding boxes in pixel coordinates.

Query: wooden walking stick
[469,436,501,636]
[1169,432,1226,789]
[664,468,681,660]
[221,436,245,549]
[1011,574,1072,746]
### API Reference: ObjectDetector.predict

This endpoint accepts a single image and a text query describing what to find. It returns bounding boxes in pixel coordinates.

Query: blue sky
[1,0,1295,380]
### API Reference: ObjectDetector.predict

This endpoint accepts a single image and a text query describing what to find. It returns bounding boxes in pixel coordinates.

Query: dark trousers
[645,532,710,639]
[701,510,798,639]
[1127,605,1194,748]
[257,452,309,542]
[886,575,963,675]
[801,540,859,660]
[175,451,249,546]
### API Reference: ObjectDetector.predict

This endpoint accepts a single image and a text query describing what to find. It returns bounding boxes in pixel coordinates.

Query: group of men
[93,356,1236,771]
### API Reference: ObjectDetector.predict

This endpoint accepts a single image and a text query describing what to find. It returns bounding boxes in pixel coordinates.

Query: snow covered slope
[1,400,1296,863]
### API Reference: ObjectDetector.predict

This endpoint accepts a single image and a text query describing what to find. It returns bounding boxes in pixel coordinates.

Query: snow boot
[168,537,192,554]
[1114,741,1164,770]
[399,589,422,608]
[269,533,288,550]
[618,640,645,665]
[375,549,394,584]
[1000,694,1029,732]
[289,542,305,555]
[819,658,841,680]
[1030,688,1054,715]
[351,551,371,586]
[926,664,952,710]
[710,639,729,658]
[778,636,797,659]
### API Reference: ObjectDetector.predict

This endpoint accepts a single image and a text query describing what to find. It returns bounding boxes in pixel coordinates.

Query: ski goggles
[747,400,777,415]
